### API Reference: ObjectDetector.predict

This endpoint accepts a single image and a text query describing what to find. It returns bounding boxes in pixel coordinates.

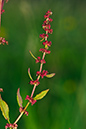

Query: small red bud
[0,88,3,92]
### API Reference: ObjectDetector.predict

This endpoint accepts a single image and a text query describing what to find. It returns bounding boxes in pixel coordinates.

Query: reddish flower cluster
[43,10,53,34]
[29,10,53,92]
[44,10,52,18]
[39,33,48,40]
[39,48,51,54]
[25,95,37,105]
[30,79,40,86]
[0,37,8,45]
[5,123,18,129]
[36,57,46,64]
[19,107,29,116]
[42,41,51,47]
[36,70,48,78]
[40,10,53,51]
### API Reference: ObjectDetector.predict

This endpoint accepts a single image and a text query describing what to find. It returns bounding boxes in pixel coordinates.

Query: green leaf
[0,94,10,121]
[17,88,23,107]
[28,68,33,81]
[46,73,55,78]
[34,89,49,100]
[29,50,37,60]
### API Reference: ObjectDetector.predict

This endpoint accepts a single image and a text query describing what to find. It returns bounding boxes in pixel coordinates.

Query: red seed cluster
[39,33,48,39]
[36,57,46,64]
[28,10,53,89]
[19,107,29,116]
[39,10,53,51]
[30,79,40,86]
[5,123,18,129]
[36,70,48,78]
[25,95,37,105]
[42,41,51,47]
[39,48,51,54]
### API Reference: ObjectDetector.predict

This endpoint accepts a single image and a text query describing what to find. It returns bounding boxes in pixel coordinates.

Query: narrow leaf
[46,73,55,78]
[17,88,23,107]
[28,68,33,81]
[29,50,37,60]
[34,89,49,100]
[0,94,10,121]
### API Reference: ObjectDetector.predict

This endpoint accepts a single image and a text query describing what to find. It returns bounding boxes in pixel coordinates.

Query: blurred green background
[0,0,86,129]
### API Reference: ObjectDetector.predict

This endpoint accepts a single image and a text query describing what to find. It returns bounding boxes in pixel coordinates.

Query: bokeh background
[0,0,86,129]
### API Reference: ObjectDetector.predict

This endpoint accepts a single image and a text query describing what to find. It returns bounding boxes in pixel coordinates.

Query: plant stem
[13,22,48,126]
[31,52,46,97]
[14,102,30,124]
[13,48,46,125]
[31,84,36,98]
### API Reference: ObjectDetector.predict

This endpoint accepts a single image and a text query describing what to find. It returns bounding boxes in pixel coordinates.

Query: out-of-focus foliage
[0,0,86,129]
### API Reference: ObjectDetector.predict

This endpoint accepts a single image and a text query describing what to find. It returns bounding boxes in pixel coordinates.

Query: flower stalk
[13,10,54,126]
[0,10,55,129]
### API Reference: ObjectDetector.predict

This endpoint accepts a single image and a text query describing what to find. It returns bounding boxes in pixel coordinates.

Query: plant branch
[14,102,30,124]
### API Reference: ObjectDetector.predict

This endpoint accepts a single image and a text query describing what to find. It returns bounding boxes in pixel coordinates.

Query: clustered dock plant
[0,1,55,129]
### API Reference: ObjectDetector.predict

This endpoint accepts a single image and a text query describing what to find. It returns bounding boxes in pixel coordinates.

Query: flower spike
[0,10,55,129]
